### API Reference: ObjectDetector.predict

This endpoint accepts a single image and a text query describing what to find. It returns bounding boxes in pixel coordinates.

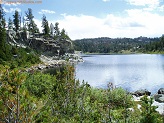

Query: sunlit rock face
[29,38,73,56]
[7,30,73,57]
[29,38,60,56]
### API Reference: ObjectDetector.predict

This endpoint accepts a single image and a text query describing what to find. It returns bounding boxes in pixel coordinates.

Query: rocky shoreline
[26,53,83,72]
[131,88,164,114]
[131,88,164,103]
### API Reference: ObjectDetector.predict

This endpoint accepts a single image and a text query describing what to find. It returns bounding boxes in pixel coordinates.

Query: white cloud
[4,2,21,6]
[158,5,164,11]
[102,0,110,2]
[125,9,164,35]
[38,9,56,14]
[104,13,144,28]
[3,7,21,13]
[35,10,164,40]
[126,0,163,12]
[126,0,160,6]
[58,12,164,39]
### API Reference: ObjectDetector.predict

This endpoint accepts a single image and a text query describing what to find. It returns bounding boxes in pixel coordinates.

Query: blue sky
[2,0,164,40]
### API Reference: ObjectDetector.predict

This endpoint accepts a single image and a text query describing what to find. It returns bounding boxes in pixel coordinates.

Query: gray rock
[29,37,73,56]
[134,89,151,97]
[158,88,164,94]
[29,38,60,56]
[154,94,164,103]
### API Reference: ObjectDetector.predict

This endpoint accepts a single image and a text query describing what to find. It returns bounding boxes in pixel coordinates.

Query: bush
[24,72,56,97]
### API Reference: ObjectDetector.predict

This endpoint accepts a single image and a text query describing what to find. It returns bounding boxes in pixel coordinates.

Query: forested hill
[73,37,160,53]
[144,36,164,52]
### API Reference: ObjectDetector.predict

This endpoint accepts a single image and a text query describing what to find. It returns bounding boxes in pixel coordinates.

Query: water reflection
[75,54,164,94]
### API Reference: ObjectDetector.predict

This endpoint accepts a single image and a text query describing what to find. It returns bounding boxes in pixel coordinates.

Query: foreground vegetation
[0,46,41,69]
[0,65,163,123]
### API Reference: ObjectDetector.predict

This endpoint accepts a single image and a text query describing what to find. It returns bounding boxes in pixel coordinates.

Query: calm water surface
[75,54,164,94]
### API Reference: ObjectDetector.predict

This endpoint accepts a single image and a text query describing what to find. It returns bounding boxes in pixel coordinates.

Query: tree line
[143,36,164,53]
[73,37,160,53]
[7,7,70,40]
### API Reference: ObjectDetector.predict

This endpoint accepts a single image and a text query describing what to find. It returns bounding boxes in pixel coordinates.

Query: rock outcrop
[7,30,74,57]
[153,88,164,103]
[131,88,164,114]
[29,38,60,56]
[132,88,164,103]
[133,89,151,97]
[154,94,164,103]
[158,88,164,94]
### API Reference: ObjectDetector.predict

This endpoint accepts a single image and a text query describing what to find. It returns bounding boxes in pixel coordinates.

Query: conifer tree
[25,8,39,34]
[0,4,11,61]
[60,28,70,40]
[60,28,66,40]
[0,4,6,60]
[41,15,49,36]
[8,17,13,30]
[54,22,60,40]
[13,10,20,33]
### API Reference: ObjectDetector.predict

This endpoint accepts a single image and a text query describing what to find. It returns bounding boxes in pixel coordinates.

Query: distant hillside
[143,36,164,53]
[73,37,160,53]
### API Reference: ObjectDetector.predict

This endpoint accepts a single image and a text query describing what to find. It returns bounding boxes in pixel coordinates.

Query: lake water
[75,54,164,94]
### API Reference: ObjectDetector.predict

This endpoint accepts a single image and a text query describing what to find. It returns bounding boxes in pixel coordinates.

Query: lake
[75,54,164,94]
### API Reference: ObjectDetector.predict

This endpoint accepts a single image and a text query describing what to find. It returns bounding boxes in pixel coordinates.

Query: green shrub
[24,72,56,98]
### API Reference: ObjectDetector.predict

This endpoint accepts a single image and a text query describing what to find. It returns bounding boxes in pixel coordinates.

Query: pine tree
[60,28,66,40]
[140,96,162,123]
[13,10,20,33]
[60,28,70,40]
[0,4,6,60]
[54,22,60,40]
[0,4,5,28]
[8,17,13,30]
[25,8,39,34]
[41,15,49,36]
[0,4,11,61]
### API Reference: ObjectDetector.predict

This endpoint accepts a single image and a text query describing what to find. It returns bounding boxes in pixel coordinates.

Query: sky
[2,0,164,40]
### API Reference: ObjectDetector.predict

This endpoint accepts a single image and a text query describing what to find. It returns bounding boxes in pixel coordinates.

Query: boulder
[133,89,151,97]
[154,94,164,103]
[158,88,164,94]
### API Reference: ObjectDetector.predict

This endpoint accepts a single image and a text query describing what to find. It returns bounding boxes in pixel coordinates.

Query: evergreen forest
[73,37,164,54]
